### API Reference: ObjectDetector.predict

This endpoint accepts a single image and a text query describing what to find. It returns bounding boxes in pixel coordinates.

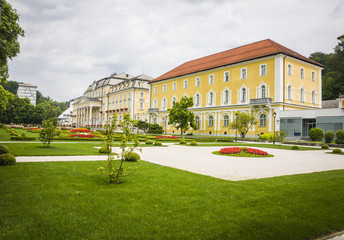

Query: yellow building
[148,39,323,137]
[73,73,153,128]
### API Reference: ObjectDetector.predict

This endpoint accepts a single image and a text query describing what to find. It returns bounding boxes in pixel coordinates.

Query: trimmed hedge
[11,136,37,141]
[321,144,329,149]
[309,128,324,141]
[0,153,16,166]
[335,130,344,144]
[0,145,9,154]
[333,148,342,154]
[291,145,299,150]
[154,141,162,146]
[99,146,111,153]
[190,141,197,146]
[179,140,187,144]
[145,140,153,145]
[324,131,335,144]
[125,152,140,162]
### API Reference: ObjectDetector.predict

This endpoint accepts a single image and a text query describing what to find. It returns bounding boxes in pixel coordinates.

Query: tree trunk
[181,128,183,136]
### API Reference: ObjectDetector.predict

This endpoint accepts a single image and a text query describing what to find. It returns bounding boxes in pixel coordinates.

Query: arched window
[288,85,292,100]
[300,88,304,102]
[223,115,229,127]
[195,116,200,129]
[261,85,266,98]
[312,91,316,104]
[224,90,229,103]
[241,88,246,102]
[162,98,166,109]
[259,114,266,127]
[195,94,200,106]
[209,92,214,105]
[208,115,214,127]
[172,96,177,105]
[153,99,158,108]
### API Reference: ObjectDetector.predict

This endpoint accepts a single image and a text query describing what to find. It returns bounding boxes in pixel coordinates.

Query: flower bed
[67,134,100,138]
[26,127,42,130]
[215,147,272,158]
[156,135,179,139]
[69,128,93,133]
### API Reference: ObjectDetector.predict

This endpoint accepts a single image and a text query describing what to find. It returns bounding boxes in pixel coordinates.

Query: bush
[0,153,16,166]
[125,152,140,162]
[321,144,329,149]
[145,140,153,145]
[259,133,274,141]
[324,131,335,143]
[11,136,37,141]
[217,138,234,142]
[99,146,111,153]
[333,148,342,154]
[291,145,299,150]
[0,123,4,128]
[335,130,344,144]
[309,128,324,141]
[190,141,197,146]
[147,124,163,134]
[154,141,162,146]
[179,140,187,144]
[0,145,9,154]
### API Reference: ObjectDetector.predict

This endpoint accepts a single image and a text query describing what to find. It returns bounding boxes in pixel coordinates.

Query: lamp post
[137,117,140,135]
[273,112,277,144]
[235,113,238,142]
[163,116,167,135]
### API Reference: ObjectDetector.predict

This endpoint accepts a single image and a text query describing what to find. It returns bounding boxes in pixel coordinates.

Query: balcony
[148,108,159,113]
[250,98,272,105]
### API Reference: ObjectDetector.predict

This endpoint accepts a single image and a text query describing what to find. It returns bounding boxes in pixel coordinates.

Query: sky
[7,0,344,102]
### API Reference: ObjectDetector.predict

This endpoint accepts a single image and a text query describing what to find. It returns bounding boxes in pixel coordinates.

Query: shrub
[259,133,274,141]
[321,144,329,149]
[217,138,234,142]
[99,146,111,153]
[291,145,299,150]
[147,124,163,134]
[154,141,162,146]
[0,153,16,166]
[309,128,324,141]
[190,141,197,146]
[0,145,9,154]
[179,140,187,144]
[324,131,335,143]
[333,148,342,154]
[125,152,140,162]
[335,130,344,144]
[11,136,37,141]
[0,123,4,128]
[145,140,153,145]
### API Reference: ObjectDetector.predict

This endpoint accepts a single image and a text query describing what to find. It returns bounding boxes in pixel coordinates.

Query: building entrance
[302,119,316,137]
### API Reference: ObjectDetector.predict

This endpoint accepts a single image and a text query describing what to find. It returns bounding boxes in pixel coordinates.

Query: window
[209,92,214,105]
[140,92,144,98]
[208,115,214,127]
[195,94,200,106]
[224,90,229,104]
[139,101,144,109]
[173,82,177,91]
[196,77,200,87]
[184,80,188,89]
[261,85,266,98]
[162,98,167,109]
[163,84,167,92]
[172,96,177,105]
[288,64,292,75]
[259,114,267,127]
[241,68,247,79]
[153,99,157,108]
[288,85,292,100]
[312,71,316,82]
[300,68,305,79]
[209,74,214,84]
[154,86,157,94]
[312,91,316,104]
[223,115,229,127]
[224,71,229,82]
[260,64,267,76]
[195,116,200,129]
[300,88,304,102]
[241,88,246,102]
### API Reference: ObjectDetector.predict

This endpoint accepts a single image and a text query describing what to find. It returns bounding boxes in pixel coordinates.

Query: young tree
[39,117,59,147]
[168,96,197,136]
[230,112,257,138]
[135,120,149,133]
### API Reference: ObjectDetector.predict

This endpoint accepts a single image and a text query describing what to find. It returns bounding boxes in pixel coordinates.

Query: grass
[186,142,322,150]
[0,128,12,141]
[1,161,344,239]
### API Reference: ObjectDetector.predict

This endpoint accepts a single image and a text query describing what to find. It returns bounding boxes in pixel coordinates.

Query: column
[89,106,92,126]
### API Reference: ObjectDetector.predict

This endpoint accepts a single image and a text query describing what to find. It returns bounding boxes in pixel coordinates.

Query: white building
[17,83,37,106]
[58,101,74,127]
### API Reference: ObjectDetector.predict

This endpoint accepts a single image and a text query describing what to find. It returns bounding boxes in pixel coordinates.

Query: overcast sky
[8,0,344,102]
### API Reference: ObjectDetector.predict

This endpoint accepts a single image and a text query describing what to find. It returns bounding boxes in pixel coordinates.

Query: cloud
[8,0,344,102]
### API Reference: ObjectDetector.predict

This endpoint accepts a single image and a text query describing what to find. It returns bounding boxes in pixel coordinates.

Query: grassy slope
[1,161,344,240]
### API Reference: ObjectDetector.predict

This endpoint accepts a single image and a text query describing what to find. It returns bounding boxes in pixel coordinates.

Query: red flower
[245,148,268,156]
[69,128,93,133]
[219,147,242,154]
[156,135,178,139]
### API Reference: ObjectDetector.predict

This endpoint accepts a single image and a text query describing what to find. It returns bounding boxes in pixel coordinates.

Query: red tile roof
[150,39,323,83]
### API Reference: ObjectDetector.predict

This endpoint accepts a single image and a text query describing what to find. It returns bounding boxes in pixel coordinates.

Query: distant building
[58,101,74,127]
[338,34,344,43]
[17,83,37,106]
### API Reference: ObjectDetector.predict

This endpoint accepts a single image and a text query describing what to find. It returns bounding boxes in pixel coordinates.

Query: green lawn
[186,142,322,150]
[0,128,11,141]
[1,161,344,239]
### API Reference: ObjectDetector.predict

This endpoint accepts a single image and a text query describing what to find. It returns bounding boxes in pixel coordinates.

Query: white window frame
[223,115,229,127]
[259,114,267,127]
[241,88,247,102]
[288,64,293,76]
[224,90,229,104]
[209,92,214,106]
[208,115,214,127]
[195,77,200,87]
[312,71,316,82]
[163,84,167,92]
[300,68,305,79]
[311,90,316,104]
[154,86,157,94]
[195,93,200,107]
[300,88,305,102]
[261,85,266,98]
[260,64,267,76]
[140,92,144,98]
[173,82,177,91]
[241,68,247,79]
[162,98,167,110]
[287,85,292,100]
[195,116,200,129]
[224,71,229,82]
[209,74,214,85]
[183,80,188,89]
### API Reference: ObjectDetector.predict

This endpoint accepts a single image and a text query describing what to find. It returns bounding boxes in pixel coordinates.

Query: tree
[230,112,257,138]
[0,0,25,83]
[39,117,59,147]
[168,96,197,136]
[135,120,149,133]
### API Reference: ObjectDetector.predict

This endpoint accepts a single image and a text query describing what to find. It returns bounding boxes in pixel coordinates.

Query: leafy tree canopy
[230,112,257,138]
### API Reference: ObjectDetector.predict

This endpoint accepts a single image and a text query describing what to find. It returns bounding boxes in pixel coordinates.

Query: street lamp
[273,112,277,144]
[235,113,238,142]
[163,116,167,135]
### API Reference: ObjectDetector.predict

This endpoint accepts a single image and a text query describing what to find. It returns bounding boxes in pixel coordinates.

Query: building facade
[73,73,153,128]
[58,101,74,127]
[148,39,324,137]
[17,83,37,106]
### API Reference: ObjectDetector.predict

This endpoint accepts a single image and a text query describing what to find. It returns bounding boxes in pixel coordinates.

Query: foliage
[0,80,21,94]
[154,141,162,146]
[10,136,36,141]
[39,117,59,147]
[230,112,257,138]
[321,144,329,149]
[259,133,274,141]
[291,145,300,150]
[147,123,163,134]
[99,146,110,154]
[168,96,196,136]
[309,128,324,141]
[190,141,197,146]
[145,140,153,145]
[0,153,16,165]
[335,130,344,144]
[333,148,342,154]
[0,0,25,83]
[324,131,335,143]
[0,145,9,154]
[99,114,141,184]
[135,120,150,133]
[309,42,344,100]
[275,131,287,143]
[179,139,187,144]
[125,152,140,162]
